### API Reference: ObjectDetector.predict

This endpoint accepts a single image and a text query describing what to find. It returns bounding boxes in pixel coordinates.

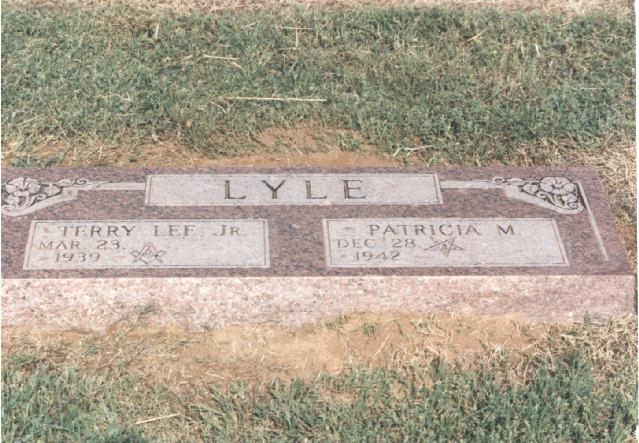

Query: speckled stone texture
[1,167,634,330]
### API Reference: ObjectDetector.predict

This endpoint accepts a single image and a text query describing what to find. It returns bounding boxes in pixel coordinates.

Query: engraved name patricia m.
[23,220,269,270]
[2,174,583,214]
[324,218,569,268]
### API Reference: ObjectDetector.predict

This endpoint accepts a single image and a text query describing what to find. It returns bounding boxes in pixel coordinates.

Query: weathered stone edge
[2,275,635,331]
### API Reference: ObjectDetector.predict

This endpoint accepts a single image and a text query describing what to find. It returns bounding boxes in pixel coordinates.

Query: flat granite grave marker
[1,167,633,331]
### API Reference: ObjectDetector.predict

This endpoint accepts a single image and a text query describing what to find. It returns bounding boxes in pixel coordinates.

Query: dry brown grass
[0,125,382,167]
[3,312,636,388]
[3,0,633,15]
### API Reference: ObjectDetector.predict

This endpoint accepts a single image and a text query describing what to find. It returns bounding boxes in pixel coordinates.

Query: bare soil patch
[2,125,391,168]
[4,312,635,388]
[3,313,635,441]
[0,313,574,386]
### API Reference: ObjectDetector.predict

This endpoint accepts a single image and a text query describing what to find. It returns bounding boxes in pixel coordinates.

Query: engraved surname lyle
[24,220,269,269]
[145,174,443,206]
[324,218,568,267]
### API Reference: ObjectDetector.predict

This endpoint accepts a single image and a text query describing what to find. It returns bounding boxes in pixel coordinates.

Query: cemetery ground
[1,1,637,441]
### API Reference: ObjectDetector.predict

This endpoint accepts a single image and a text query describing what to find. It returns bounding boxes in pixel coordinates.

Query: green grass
[1,6,634,163]
[3,350,636,442]
[197,355,636,441]
[2,365,147,442]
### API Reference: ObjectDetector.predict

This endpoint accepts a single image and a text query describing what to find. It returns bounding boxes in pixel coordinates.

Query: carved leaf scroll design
[1,177,93,213]
[492,176,583,212]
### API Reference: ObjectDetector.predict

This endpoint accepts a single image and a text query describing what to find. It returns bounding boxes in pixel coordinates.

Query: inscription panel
[145,174,442,206]
[324,218,568,267]
[24,220,269,270]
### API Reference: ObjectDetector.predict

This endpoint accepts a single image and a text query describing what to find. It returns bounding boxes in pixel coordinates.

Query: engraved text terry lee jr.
[23,220,269,270]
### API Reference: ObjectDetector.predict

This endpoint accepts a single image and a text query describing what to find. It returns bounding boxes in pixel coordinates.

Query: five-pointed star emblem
[424,238,464,257]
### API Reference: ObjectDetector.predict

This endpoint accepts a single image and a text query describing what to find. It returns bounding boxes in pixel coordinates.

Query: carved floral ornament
[1,177,96,215]
[492,176,584,213]
[1,175,584,215]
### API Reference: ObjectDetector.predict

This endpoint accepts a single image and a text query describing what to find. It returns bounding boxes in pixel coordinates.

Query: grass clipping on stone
[2,314,637,441]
